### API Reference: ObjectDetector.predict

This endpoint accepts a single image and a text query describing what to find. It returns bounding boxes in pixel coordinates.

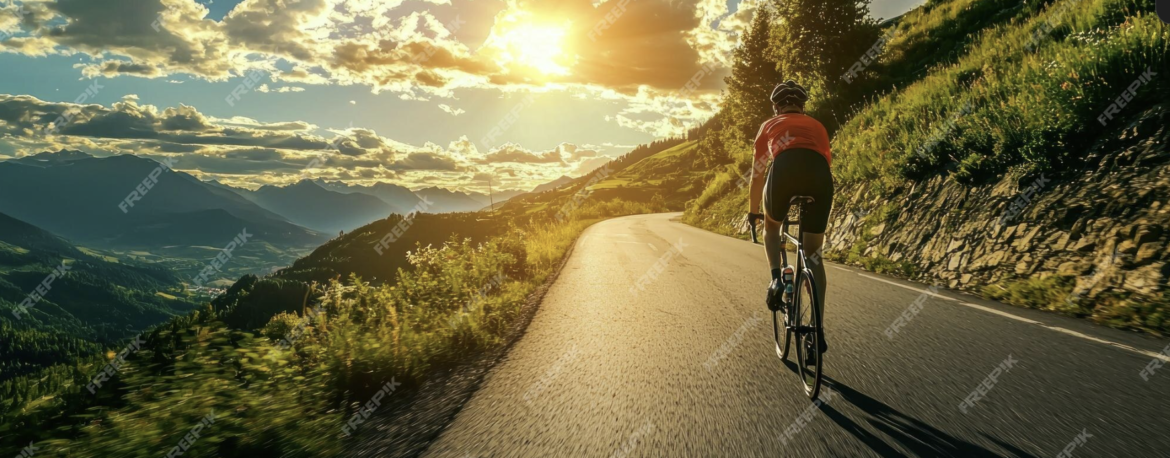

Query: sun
[492,23,574,76]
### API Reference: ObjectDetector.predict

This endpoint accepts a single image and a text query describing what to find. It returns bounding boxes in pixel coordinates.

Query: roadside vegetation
[683,0,1168,331]
[0,180,665,456]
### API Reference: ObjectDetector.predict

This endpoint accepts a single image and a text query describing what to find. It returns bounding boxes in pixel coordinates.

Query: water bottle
[782,266,795,304]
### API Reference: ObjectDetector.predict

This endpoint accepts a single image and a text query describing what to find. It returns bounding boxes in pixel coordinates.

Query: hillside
[0,212,198,380]
[683,0,1169,332]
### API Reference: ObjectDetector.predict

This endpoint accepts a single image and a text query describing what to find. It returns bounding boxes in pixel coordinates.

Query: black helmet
[770,80,808,106]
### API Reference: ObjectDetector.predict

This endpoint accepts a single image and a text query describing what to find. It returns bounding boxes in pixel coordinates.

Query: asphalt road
[419,213,1170,458]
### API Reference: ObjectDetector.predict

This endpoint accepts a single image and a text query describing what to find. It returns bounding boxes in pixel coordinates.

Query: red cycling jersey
[753,113,832,167]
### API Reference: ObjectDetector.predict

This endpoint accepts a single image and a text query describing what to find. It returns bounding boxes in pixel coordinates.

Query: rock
[1117,239,1139,255]
[960,273,973,284]
[1122,262,1166,295]
[1135,242,1164,264]
[869,223,886,237]
[947,239,965,253]
[948,253,965,271]
[1135,227,1161,245]
[1072,238,1097,252]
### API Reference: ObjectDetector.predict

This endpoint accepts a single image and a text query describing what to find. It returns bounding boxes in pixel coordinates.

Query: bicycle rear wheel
[793,268,823,399]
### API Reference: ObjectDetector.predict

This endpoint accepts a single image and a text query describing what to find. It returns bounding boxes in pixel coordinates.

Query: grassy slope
[685,0,1168,325]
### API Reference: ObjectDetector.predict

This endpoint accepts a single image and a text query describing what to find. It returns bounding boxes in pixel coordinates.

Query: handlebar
[747,213,764,244]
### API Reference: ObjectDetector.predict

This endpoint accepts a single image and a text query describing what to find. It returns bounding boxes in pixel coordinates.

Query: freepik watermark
[609,420,655,458]
[300,122,355,177]
[522,343,580,405]
[1097,67,1156,126]
[1023,0,1084,52]
[151,2,182,32]
[737,131,794,189]
[276,302,324,351]
[629,238,688,297]
[11,261,71,320]
[86,334,147,394]
[1055,429,1093,458]
[1,3,29,40]
[224,68,265,107]
[480,94,537,149]
[553,164,613,223]
[842,28,898,83]
[1065,249,1118,307]
[42,80,105,136]
[163,411,216,458]
[118,157,178,214]
[342,378,403,436]
[192,228,252,287]
[449,272,508,328]
[778,387,838,445]
[15,441,37,458]
[995,174,1050,227]
[588,0,635,42]
[912,102,974,161]
[678,61,719,100]
[958,354,1018,413]
[1138,343,1170,381]
[372,196,436,255]
[703,311,765,371]
[884,284,941,339]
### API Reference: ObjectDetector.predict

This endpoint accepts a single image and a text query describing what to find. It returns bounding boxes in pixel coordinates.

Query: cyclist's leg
[762,157,792,275]
[763,213,783,271]
[801,232,828,315]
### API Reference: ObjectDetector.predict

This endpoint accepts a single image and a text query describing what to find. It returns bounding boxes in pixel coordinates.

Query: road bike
[748,196,824,400]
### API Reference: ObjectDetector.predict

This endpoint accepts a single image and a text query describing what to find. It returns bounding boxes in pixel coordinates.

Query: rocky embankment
[826,106,1170,333]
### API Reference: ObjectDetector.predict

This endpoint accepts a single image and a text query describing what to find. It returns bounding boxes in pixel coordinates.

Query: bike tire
[793,268,823,400]
[774,309,792,361]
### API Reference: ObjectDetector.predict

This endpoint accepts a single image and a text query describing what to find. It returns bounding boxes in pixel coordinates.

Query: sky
[0,0,924,193]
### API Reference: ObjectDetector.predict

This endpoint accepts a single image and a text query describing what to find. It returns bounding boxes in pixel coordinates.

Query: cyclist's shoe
[767,279,783,312]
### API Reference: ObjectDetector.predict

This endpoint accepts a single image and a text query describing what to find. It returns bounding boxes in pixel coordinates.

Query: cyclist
[747,80,833,361]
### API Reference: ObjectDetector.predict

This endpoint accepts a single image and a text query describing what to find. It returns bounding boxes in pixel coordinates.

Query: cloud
[480,143,564,164]
[3,0,739,99]
[437,103,465,116]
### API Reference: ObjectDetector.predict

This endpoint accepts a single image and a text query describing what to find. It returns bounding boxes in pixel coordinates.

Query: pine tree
[722,5,784,144]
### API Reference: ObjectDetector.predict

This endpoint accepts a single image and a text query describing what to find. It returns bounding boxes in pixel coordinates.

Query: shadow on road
[775,366,1038,458]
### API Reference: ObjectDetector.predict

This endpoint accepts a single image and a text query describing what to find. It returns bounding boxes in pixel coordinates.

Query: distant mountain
[0,151,324,249]
[532,175,575,194]
[414,187,494,213]
[238,180,395,234]
[0,211,198,379]
[312,179,423,215]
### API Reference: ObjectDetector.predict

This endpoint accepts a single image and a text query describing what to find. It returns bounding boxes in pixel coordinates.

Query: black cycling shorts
[763,148,834,234]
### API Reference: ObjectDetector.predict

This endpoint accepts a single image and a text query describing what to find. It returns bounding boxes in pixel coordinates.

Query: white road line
[856,273,957,301]
[614,241,643,245]
[1041,325,1170,362]
[848,269,1169,362]
[957,302,1042,325]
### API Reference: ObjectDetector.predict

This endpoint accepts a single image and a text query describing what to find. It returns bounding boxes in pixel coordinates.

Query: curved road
[420,213,1170,457]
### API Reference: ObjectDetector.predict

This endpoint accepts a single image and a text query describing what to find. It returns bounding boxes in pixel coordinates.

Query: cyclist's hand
[746,212,765,227]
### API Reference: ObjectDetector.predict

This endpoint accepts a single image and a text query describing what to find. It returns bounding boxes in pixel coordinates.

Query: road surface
[419,213,1170,457]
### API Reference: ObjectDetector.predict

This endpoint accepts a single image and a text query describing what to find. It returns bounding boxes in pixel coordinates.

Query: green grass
[834,0,1166,189]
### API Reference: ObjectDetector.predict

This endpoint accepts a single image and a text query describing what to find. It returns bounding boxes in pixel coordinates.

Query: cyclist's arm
[748,121,771,214]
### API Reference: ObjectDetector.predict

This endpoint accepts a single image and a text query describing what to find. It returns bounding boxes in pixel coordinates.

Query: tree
[723,5,785,143]
[697,4,783,168]
[770,0,880,127]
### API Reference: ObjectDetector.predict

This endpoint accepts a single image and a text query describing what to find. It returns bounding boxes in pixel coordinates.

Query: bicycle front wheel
[774,308,791,361]
[793,268,823,399]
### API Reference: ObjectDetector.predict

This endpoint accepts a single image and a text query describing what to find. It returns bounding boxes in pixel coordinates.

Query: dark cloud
[480,144,565,164]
